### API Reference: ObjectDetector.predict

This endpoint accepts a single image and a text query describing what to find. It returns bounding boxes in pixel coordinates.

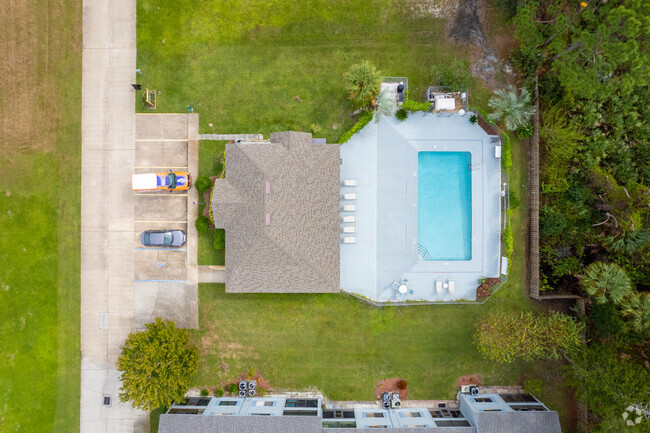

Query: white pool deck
[339,112,503,302]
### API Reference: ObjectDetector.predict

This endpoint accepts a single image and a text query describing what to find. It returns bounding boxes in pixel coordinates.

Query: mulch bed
[476,278,501,299]
[456,374,483,388]
[221,370,271,395]
[374,377,408,400]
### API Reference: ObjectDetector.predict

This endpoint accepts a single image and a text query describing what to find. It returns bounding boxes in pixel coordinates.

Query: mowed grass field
[0,0,81,431]
[135,0,488,142]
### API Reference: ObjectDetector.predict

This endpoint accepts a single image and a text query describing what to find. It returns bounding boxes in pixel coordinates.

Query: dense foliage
[117,318,199,410]
[508,0,650,428]
[213,228,225,250]
[474,311,584,363]
[194,176,212,193]
[564,344,650,431]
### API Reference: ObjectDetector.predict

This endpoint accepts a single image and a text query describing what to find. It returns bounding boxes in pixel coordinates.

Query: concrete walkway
[81,0,148,431]
[198,266,226,283]
[199,133,264,141]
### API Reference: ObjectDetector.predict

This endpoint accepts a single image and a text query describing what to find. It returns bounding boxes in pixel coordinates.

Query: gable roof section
[211,132,340,293]
[476,410,562,433]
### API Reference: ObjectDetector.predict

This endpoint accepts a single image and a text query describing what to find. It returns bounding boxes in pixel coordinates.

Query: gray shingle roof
[210,132,340,293]
[476,411,562,433]
[158,414,321,433]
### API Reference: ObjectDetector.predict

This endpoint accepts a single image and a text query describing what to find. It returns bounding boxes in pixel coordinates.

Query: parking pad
[134,249,188,281]
[134,195,187,222]
[135,141,189,168]
[134,282,198,329]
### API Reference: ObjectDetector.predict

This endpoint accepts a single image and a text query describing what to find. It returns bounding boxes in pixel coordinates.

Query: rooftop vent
[103,395,112,407]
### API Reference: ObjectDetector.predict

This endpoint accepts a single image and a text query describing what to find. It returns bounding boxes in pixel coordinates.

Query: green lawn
[0,0,81,430]
[198,140,227,266]
[136,0,483,142]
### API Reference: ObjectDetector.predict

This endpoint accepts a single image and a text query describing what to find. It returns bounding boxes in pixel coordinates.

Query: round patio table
[398,284,408,294]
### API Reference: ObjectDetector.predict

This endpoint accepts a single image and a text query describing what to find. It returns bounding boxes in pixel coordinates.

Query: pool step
[417,243,432,261]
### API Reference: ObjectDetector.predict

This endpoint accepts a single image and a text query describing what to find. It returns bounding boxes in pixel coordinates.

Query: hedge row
[338,110,373,144]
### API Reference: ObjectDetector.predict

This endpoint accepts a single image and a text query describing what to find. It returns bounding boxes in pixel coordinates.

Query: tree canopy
[344,61,381,108]
[117,318,199,410]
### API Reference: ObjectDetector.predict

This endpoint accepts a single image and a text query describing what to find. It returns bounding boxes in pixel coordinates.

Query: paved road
[80,0,148,430]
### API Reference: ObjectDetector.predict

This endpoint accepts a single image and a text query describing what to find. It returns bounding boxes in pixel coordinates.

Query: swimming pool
[418,152,472,261]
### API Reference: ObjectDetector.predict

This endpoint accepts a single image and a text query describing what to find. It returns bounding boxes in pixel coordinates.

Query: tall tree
[581,262,633,304]
[487,86,535,131]
[344,61,381,108]
[117,318,199,410]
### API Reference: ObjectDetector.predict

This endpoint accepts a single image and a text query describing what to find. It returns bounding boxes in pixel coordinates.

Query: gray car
[140,230,186,247]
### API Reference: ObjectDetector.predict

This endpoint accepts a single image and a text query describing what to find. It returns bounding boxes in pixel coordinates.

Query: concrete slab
[134,282,198,329]
[83,0,110,49]
[110,19,136,49]
[162,115,189,140]
[80,313,109,365]
[134,194,188,221]
[198,266,226,283]
[108,149,135,232]
[134,141,189,168]
[81,51,110,150]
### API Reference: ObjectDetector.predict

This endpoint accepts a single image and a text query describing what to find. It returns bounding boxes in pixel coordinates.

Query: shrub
[522,377,544,395]
[396,379,408,390]
[590,302,626,338]
[227,383,238,394]
[515,123,533,139]
[201,388,209,397]
[502,225,514,257]
[213,229,225,250]
[195,216,210,234]
[214,388,224,397]
[395,108,408,121]
[402,99,430,112]
[501,133,512,172]
[540,206,566,236]
[469,114,478,124]
[309,123,322,134]
[195,176,212,193]
[339,111,373,144]
[474,311,584,363]
[509,189,520,210]
[430,60,475,91]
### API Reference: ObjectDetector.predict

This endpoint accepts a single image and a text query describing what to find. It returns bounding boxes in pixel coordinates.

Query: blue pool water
[418,152,472,261]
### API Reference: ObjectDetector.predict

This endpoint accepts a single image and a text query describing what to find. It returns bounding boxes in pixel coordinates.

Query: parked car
[131,171,191,191]
[140,230,186,247]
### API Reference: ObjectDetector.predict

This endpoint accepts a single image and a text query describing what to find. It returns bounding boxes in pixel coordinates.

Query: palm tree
[621,292,650,336]
[344,61,381,108]
[605,230,650,254]
[581,261,633,304]
[374,89,396,121]
[487,86,535,131]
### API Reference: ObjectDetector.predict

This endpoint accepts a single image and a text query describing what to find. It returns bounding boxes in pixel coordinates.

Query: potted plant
[469,114,478,124]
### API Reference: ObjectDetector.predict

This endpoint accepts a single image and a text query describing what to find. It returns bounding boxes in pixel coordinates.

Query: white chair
[342,204,356,212]
[342,193,357,200]
[343,236,356,244]
[343,179,357,186]
[448,280,455,293]
[343,226,356,233]
[342,215,356,223]
[435,280,443,294]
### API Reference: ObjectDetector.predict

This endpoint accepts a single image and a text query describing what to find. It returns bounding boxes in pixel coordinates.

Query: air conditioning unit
[238,390,246,397]
[239,381,248,391]
[461,385,471,394]
[382,392,391,402]
[391,399,401,408]
[470,386,479,396]
[248,388,256,397]
[248,381,256,390]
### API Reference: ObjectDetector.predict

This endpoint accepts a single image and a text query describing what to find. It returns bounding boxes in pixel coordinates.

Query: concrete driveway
[133,114,199,329]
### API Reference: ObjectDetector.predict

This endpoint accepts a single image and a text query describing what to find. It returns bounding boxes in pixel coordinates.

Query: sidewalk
[80,0,148,431]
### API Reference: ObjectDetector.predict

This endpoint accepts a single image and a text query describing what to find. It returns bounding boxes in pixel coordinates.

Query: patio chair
[342,236,356,244]
[343,179,357,186]
[343,193,357,200]
[342,204,356,212]
[435,280,443,294]
[342,215,356,223]
[448,280,455,293]
[343,226,356,233]
[408,289,414,295]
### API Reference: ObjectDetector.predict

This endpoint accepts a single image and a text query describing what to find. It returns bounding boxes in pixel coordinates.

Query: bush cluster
[401,99,430,112]
[195,216,210,234]
[195,176,212,193]
[213,229,225,250]
[339,111,373,144]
